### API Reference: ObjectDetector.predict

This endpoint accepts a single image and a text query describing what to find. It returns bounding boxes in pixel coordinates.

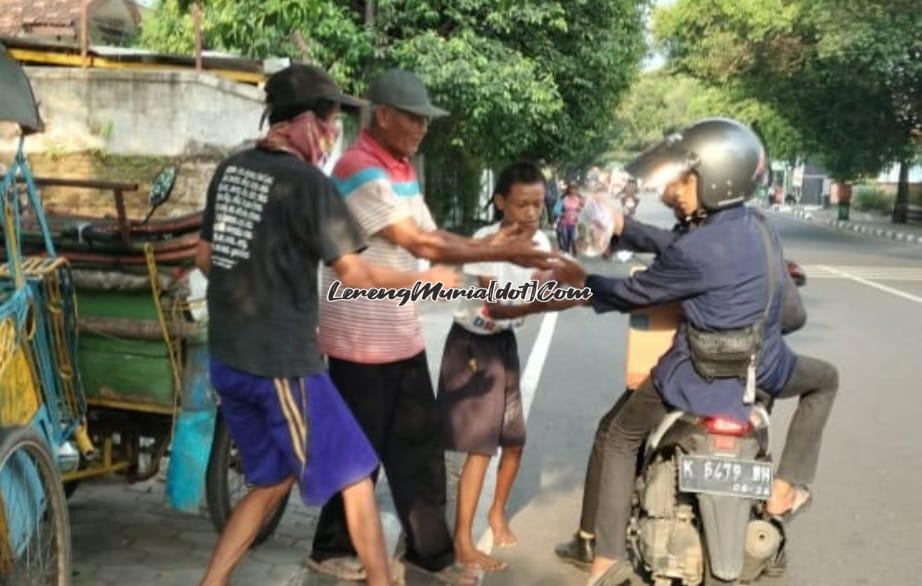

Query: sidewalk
[766,204,922,245]
[68,301,462,586]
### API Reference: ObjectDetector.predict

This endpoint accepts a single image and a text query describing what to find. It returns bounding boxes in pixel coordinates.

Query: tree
[607,71,805,165]
[655,0,920,221]
[140,0,372,91]
[140,0,649,226]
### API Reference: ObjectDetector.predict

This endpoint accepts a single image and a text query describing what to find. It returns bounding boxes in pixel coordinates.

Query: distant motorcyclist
[618,178,639,218]
[551,119,838,585]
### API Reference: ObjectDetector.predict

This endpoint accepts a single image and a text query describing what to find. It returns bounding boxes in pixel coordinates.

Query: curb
[768,207,922,246]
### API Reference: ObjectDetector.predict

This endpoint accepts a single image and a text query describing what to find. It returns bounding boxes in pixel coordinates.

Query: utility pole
[360,1,377,129]
[80,0,89,68]
[365,0,376,28]
[193,3,203,73]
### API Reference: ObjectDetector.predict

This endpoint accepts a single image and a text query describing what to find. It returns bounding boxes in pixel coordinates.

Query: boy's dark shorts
[209,358,379,506]
[436,323,525,456]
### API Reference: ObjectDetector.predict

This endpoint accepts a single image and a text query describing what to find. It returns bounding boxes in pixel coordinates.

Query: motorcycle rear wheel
[703,553,738,586]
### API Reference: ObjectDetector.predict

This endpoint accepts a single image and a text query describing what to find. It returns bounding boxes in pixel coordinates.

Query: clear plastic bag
[574,195,616,257]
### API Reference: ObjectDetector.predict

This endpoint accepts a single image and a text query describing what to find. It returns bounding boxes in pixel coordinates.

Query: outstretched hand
[486,222,531,246]
[549,253,588,288]
[423,265,460,289]
[611,207,625,236]
[506,240,558,270]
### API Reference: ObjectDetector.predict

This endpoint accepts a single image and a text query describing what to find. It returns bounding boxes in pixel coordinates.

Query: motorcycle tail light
[705,417,752,437]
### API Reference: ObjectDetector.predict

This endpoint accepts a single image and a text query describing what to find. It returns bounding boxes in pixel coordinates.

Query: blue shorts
[209,358,379,506]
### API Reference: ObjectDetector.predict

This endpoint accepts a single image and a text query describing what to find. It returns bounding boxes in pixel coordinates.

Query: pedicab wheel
[0,426,72,586]
[205,415,289,547]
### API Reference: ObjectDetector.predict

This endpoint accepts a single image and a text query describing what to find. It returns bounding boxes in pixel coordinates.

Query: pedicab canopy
[0,44,43,135]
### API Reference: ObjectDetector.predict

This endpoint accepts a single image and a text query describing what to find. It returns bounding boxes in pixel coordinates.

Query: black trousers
[579,354,838,552]
[310,352,454,571]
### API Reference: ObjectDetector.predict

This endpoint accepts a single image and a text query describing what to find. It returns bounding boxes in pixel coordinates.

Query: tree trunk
[891,159,910,224]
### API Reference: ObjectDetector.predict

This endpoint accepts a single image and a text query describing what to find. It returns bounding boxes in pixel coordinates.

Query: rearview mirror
[145,165,178,223]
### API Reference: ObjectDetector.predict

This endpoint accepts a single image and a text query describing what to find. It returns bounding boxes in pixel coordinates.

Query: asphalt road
[68,201,922,585]
[477,203,922,586]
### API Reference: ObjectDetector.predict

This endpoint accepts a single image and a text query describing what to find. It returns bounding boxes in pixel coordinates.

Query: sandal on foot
[405,560,482,585]
[588,560,635,586]
[767,486,812,522]
[389,558,407,585]
[304,555,366,581]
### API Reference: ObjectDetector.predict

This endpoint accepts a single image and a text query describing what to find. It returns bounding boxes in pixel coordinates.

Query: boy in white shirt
[437,161,580,572]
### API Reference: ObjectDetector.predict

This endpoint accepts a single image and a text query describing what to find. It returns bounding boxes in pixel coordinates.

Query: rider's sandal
[774,486,812,522]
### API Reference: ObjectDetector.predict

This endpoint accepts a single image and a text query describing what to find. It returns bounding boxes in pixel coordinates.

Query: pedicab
[1,45,77,585]
[0,47,286,578]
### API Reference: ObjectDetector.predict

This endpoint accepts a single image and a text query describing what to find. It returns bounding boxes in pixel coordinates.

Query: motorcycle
[621,195,638,218]
[625,393,782,586]
[622,262,806,585]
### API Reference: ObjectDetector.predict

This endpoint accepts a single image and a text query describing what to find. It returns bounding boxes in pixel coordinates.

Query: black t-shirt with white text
[201,148,366,377]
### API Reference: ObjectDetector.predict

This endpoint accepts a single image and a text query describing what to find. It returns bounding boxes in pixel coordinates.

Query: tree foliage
[607,71,804,166]
[140,0,649,225]
[139,0,371,89]
[654,0,920,184]
[141,0,648,170]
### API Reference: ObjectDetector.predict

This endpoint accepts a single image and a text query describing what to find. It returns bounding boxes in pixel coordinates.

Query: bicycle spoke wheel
[0,426,71,586]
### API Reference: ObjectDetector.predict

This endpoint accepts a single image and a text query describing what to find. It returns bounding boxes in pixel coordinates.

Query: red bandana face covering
[257,111,339,166]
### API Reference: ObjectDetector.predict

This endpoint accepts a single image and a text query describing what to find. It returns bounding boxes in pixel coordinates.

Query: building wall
[1,67,266,217]
[15,67,265,157]
[12,152,221,218]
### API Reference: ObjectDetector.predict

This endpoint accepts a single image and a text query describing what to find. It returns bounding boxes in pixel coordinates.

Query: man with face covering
[195,64,459,586]
[309,69,555,584]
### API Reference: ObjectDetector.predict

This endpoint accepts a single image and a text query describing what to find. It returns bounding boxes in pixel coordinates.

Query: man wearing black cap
[196,64,458,586]
[311,69,555,584]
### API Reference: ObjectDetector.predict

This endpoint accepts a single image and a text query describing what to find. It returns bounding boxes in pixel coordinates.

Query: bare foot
[456,545,508,572]
[488,509,519,549]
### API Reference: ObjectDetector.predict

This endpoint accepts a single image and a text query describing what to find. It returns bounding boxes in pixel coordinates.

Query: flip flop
[304,555,366,581]
[588,560,635,586]
[405,560,482,585]
[766,485,813,523]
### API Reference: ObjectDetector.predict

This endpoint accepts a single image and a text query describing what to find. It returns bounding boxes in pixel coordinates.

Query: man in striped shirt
[311,69,555,584]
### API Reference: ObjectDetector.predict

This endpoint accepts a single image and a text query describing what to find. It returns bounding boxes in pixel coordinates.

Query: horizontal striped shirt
[318,130,436,364]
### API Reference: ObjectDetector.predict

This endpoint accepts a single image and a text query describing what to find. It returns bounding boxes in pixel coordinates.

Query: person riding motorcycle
[618,178,639,218]
[551,118,838,586]
[556,165,809,571]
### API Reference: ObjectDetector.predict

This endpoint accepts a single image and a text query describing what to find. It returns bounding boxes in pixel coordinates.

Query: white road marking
[816,265,922,304]
[804,265,922,282]
[475,312,559,553]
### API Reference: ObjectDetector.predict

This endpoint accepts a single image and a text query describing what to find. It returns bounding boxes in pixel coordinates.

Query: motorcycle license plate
[678,455,773,499]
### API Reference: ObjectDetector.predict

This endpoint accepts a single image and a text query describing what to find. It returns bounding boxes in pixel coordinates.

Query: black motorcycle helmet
[624,118,767,212]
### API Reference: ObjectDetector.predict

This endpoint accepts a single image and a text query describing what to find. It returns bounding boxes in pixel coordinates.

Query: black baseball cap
[366,68,449,118]
[265,64,368,122]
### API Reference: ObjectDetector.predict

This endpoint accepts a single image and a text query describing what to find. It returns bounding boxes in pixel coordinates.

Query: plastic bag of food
[574,195,616,257]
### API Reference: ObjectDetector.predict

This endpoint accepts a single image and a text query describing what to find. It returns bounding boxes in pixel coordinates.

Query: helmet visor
[624,135,696,192]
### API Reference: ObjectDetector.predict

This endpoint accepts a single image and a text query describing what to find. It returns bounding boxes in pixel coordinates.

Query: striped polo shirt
[318,129,436,364]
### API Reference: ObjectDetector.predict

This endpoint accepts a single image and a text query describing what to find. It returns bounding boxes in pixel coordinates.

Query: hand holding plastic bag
[574,195,616,257]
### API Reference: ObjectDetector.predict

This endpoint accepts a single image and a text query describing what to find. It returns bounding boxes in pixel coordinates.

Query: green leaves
[141,0,648,223]
[140,0,371,92]
[654,0,919,181]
